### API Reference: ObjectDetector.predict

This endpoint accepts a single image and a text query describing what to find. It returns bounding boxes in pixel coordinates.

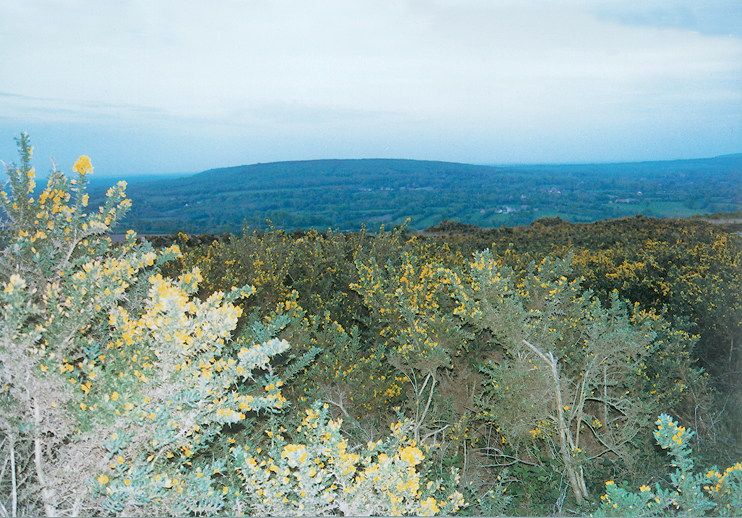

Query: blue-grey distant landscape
[89,154,741,234]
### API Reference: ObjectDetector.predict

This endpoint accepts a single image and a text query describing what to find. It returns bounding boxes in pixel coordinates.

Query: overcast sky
[1,0,741,178]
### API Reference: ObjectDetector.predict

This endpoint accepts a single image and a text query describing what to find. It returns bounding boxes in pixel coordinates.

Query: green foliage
[598,414,742,517]
[234,402,465,516]
[1,135,469,516]
[444,250,700,505]
[351,249,474,444]
[163,214,740,514]
[436,216,742,458]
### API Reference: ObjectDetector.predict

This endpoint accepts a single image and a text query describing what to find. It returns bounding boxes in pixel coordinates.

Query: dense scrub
[1,135,740,516]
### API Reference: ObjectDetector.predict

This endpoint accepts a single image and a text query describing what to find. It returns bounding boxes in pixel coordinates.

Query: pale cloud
[1,0,740,174]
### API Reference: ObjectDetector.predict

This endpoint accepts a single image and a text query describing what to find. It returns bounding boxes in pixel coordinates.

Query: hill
[92,154,742,234]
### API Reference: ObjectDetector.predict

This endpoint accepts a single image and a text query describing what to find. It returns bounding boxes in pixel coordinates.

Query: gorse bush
[1,135,739,516]
[0,135,148,515]
[448,251,700,504]
[145,200,740,515]
[235,402,464,516]
[0,135,465,516]
[348,245,703,508]
[0,134,286,515]
[598,414,742,517]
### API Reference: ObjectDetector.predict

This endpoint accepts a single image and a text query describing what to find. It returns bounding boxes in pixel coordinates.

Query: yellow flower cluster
[72,155,93,176]
[237,403,464,516]
[398,445,424,466]
[704,463,742,496]
[3,274,26,293]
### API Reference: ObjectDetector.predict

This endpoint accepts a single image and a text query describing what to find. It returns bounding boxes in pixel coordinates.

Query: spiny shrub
[599,414,742,517]
[0,134,467,516]
[235,402,465,516]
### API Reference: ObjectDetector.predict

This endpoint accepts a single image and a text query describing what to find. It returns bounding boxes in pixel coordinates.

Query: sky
[1,0,741,178]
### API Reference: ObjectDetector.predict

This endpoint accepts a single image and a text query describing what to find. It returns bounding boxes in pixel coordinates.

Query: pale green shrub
[599,414,742,517]
[234,401,465,516]
[444,250,700,506]
[0,135,290,515]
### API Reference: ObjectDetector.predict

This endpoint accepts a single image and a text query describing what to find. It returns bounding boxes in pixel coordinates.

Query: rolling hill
[90,154,742,234]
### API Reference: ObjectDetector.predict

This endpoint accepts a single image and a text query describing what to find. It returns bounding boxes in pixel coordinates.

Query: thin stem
[413,372,437,444]
[522,339,588,504]
[10,437,17,518]
[575,364,591,450]
[603,364,608,428]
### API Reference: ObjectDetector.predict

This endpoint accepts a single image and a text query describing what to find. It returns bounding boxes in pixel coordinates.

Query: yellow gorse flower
[72,155,93,175]
[398,445,424,466]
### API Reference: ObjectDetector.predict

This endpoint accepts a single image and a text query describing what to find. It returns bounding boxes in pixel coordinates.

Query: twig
[10,437,17,518]
[522,339,588,504]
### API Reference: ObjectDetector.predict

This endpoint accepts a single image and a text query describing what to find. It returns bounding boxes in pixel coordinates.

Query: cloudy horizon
[1,0,741,178]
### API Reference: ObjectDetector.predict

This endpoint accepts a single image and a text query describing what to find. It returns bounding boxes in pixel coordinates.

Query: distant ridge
[486,152,742,168]
[92,155,741,234]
